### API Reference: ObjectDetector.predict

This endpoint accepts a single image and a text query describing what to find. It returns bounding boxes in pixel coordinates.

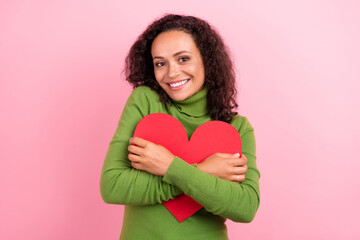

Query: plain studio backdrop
[1,0,359,239]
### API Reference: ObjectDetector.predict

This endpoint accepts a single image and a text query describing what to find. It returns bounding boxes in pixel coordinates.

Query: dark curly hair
[124,14,238,123]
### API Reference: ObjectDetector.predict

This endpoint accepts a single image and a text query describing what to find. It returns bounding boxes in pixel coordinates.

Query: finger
[129,137,150,148]
[128,144,143,156]
[215,152,240,158]
[128,153,142,162]
[230,158,247,166]
[232,165,248,175]
[130,160,143,170]
[231,174,246,182]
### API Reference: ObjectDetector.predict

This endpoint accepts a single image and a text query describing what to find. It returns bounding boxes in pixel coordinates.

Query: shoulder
[123,86,164,116]
[230,114,255,136]
[127,86,161,105]
[129,86,159,100]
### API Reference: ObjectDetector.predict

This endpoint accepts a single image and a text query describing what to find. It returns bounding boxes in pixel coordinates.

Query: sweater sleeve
[100,87,184,205]
[162,117,260,223]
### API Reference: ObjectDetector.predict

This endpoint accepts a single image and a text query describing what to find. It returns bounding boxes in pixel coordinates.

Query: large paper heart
[133,113,242,222]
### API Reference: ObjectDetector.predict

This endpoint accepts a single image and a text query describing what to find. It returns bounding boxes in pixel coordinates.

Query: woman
[100,14,260,240]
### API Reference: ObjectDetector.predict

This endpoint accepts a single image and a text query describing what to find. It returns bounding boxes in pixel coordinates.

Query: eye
[179,56,190,62]
[154,61,166,67]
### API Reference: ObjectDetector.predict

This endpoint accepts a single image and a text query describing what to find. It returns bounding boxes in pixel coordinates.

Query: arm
[99,87,183,205]
[162,117,260,223]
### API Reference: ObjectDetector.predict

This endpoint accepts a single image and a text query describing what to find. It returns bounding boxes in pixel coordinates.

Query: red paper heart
[133,113,242,222]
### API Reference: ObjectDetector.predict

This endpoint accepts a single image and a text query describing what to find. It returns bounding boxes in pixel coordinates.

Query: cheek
[154,70,164,84]
[188,64,205,83]
[188,61,204,75]
[183,64,197,76]
[197,63,205,81]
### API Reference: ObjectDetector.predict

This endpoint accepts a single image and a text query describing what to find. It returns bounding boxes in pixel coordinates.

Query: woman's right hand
[197,153,247,183]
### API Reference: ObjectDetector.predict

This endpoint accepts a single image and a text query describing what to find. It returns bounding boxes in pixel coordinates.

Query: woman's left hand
[128,137,175,176]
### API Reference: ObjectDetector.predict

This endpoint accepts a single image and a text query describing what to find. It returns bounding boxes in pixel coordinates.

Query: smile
[168,79,189,88]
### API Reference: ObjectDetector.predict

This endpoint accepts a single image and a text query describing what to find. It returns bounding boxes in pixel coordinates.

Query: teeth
[169,79,189,88]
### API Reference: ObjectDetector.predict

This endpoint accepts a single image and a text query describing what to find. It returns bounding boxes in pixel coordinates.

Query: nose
[167,62,180,79]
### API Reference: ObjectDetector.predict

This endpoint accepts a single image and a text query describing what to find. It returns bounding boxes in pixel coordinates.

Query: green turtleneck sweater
[100,86,260,240]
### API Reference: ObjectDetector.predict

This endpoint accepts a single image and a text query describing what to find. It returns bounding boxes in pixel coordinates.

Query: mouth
[167,79,190,89]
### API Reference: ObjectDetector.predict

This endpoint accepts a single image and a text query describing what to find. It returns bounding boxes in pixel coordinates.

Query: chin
[169,95,187,101]
[167,92,189,101]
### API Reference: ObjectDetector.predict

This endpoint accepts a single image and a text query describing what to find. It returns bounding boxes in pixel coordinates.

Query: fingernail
[234,153,240,157]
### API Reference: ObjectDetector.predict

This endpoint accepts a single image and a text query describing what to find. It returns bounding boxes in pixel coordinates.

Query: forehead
[151,30,198,56]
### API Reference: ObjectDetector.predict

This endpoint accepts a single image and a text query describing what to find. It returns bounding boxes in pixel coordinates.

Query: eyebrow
[152,50,191,60]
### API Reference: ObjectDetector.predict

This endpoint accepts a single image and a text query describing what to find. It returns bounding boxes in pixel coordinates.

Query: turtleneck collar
[171,87,209,117]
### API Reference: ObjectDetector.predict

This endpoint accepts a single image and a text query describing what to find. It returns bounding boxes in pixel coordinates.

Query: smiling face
[151,30,205,101]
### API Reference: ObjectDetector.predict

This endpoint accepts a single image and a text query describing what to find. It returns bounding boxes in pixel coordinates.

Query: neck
[171,88,208,117]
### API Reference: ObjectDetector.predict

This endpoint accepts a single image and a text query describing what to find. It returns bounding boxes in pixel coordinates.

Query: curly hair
[124,14,238,123]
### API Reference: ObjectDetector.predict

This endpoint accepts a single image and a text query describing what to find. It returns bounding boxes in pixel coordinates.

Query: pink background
[1,0,359,239]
